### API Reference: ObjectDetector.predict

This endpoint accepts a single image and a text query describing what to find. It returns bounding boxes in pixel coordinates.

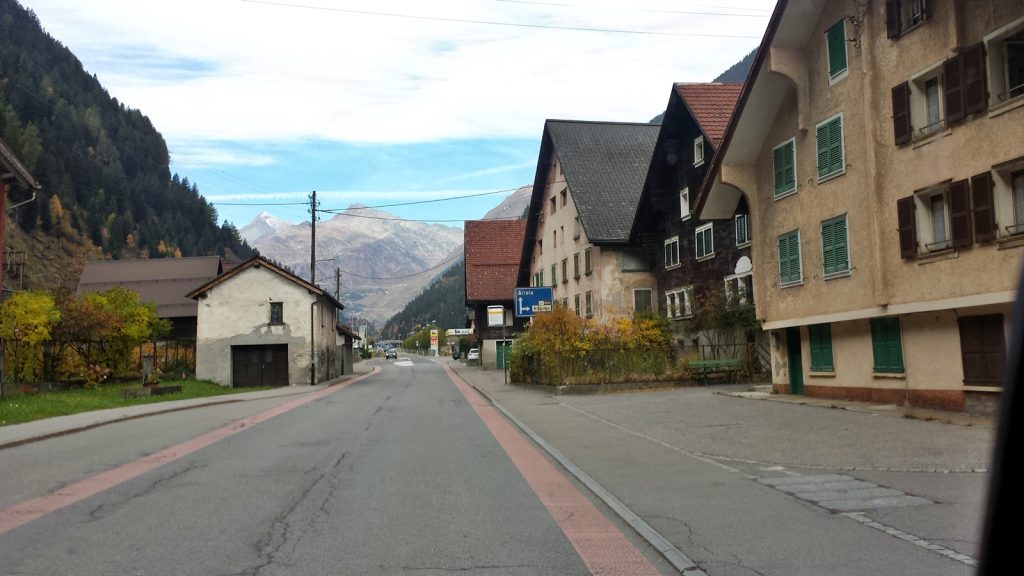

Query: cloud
[206,188,515,204]
[171,146,275,168]
[28,0,771,145]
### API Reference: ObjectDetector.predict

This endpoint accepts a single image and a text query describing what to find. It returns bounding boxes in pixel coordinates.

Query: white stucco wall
[194,264,339,386]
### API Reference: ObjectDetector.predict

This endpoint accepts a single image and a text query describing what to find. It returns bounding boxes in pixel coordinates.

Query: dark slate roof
[465,219,527,302]
[77,256,223,319]
[547,120,660,243]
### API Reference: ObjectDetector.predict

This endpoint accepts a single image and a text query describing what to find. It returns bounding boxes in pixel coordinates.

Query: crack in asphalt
[84,459,204,524]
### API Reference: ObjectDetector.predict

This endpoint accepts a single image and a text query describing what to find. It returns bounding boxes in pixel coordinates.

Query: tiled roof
[465,219,527,302]
[77,256,222,319]
[675,83,743,147]
[547,120,660,243]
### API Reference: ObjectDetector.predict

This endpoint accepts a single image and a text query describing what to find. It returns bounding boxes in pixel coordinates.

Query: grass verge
[0,380,273,427]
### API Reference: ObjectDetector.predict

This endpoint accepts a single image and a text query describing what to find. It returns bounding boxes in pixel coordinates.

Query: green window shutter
[778,232,801,284]
[816,123,830,178]
[822,217,849,275]
[773,141,796,196]
[809,324,834,372]
[826,19,847,78]
[871,318,905,372]
[817,117,844,178]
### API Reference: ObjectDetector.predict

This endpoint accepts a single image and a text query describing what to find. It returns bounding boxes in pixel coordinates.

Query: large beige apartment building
[698,0,1024,413]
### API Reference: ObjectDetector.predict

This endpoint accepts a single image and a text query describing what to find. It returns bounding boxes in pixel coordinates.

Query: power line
[241,0,763,38]
[495,0,771,17]
[210,200,309,206]
[323,211,523,223]
[319,188,521,212]
[339,253,463,280]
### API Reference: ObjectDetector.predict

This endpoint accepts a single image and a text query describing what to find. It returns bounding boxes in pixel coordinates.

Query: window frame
[815,113,846,182]
[574,294,581,317]
[735,213,750,247]
[269,302,284,325]
[584,247,593,275]
[664,287,693,319]
[984,16,1024,110]
[772,138,797,199]
[550,263,557,287]
[680,187,691,220]
[584,290,593,318]
[573,252,581,279]
[886,0,928,39]
[820,214,851,279]
[561,258,568,284]
[633,288,653,314]
[695,223,714,261]
[777,230,803,287]
[664,236,681,269]
[693,136,705,167]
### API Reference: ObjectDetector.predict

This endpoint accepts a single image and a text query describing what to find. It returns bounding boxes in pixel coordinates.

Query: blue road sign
[514,287,554,318]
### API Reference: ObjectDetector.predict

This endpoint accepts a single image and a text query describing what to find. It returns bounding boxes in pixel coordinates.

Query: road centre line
[0,368,380,536]
[443,364,688,576]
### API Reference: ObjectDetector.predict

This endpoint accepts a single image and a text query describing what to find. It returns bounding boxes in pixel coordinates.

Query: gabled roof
[337,324,362,340]
[675,83,743,147]
[77,256,223,319]
[186,255,344,310]
[465,219,527,302]
[0,137,41,190]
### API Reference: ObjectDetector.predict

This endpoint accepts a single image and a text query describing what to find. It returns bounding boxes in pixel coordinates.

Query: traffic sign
[514,287,554,318]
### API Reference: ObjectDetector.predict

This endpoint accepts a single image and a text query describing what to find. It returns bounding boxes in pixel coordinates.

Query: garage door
[231,344,289,388]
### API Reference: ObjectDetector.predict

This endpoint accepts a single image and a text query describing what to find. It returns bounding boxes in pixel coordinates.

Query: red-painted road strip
[0,367,380,536]
[444,364,660,576]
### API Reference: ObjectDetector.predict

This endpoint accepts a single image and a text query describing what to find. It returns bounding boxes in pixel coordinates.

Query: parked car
[384,348,398,359]
[452,349,461,360]
[466,348,480,361]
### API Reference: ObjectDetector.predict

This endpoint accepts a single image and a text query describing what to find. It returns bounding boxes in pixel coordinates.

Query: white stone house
[186,256,348,387]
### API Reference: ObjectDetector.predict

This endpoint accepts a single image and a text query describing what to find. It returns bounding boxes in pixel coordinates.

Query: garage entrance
[231,344,289,388]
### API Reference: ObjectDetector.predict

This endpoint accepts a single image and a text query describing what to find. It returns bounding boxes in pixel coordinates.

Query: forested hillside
[0,0,254,289]
[380,259,466,339]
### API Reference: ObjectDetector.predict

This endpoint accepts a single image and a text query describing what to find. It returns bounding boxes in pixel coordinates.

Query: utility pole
[309,190,319,284]
[335,267,340,300]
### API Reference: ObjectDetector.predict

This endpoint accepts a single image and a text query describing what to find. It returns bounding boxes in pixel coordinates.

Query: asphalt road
[0,359,668,575]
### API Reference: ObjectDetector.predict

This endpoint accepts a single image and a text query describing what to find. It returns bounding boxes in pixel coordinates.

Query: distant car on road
[452,349,461,360]
[466,348,480,361]
[384,348,398,360]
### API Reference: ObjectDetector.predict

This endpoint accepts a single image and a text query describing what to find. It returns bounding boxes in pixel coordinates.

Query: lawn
[0,380,273,427]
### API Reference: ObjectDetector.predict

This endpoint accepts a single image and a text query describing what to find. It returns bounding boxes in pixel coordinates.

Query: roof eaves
[694,0,789,218]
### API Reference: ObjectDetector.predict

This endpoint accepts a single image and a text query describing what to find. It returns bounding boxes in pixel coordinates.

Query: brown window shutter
[950,180,972,249]
[963,43,988,115]
[885,0,901,38]
[971,171,996,243]
[892,82,912,146]
[944,55,965,124]
[897,195,917,259]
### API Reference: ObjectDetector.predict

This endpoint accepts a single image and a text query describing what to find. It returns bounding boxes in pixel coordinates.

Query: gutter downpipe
[310,297,317,386]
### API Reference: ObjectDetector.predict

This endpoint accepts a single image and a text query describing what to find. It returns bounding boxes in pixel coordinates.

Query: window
[553,229,557,245]
[772,138,797,197]
[560,226,565,245]
[735,213,750,246]
[561,297,569,309]
[985,18,1024,107]
[633,289,653,313]
[574,294,581,316]
[584,248,592,274]
[573,253,581,278]
[892,65,948,145]
[550,196,556,214]
[573,216,581,239]
[777,230,802,286]
[870,317,905,373]
[885,0,927,39]
[695,223,714,260]
[808,324,834,372]
[665,287,693,319]
[898,180,972,257]
[537,269,544,287]
[724,274,752,305]
[269,302,284,324]
[538,239,542,255]
[561,258,568,283]
[680,187,690,219]
[816,114,845,180]
[821,215,850,277]
[585,291,593,317]
[550,264,557,287]
[826,19,848,81]
[943,42,988,124]
[1013,172,1024,233]
[664,236,680,269]
[561,189,568,207]
[693,137,704,166]
[986,161,1024,240]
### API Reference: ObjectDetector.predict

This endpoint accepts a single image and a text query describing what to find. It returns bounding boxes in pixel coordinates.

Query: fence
[513,342,769,387]
[1,338,196,389]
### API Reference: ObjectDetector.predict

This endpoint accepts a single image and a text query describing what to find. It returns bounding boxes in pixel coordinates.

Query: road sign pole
[502,318,507,386]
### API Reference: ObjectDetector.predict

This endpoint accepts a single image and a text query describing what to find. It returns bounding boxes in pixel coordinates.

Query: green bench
[689,359,741,384]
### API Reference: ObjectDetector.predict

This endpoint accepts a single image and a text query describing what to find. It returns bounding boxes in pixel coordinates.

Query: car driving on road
[384,348,398,359]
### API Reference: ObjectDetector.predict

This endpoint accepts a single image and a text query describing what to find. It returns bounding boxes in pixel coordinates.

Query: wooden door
[959,315,1005,387]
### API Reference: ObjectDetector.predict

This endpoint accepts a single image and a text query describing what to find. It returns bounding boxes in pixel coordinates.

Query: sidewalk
[446,358,994,576]
[0,365,373,450]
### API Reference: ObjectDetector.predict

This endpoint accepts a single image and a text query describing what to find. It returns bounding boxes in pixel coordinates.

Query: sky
[25,0,774,228]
